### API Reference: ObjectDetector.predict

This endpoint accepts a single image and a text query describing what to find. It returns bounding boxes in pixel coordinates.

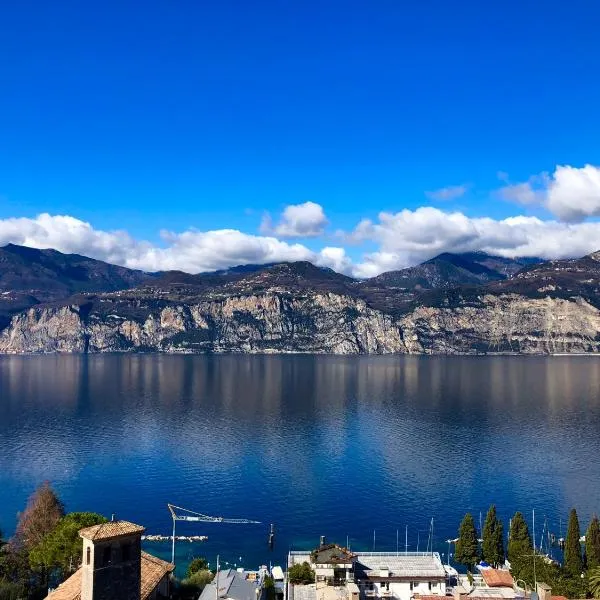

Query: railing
[289,551,441,558]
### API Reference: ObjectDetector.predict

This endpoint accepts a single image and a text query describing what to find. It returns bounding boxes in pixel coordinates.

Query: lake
[1,355,600,576]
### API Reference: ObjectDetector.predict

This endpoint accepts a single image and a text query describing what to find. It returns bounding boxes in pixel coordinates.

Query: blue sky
[1,1,600,276]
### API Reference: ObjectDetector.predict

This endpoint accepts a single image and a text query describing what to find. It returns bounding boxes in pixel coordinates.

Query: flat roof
[288,585,316,600]
[289,552,446,580]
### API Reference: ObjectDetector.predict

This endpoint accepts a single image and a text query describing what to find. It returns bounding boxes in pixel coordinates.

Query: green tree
[29,512,107,578]
[507,512,532,563]
[482,505,504,567]
[455,513,480,571]
[288,562,315,585]
[263,575,276,600]
[13,482,64,552]
[507,512,533,581]
[590,566,600,599]
[564,508,583,578]
[178,569,214,600]
[587,516,600,570]
[187,557,209,578]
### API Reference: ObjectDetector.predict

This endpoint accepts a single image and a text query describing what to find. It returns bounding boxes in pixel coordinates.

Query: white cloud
[349,206,600,278]
[498,164,600,222]
[425,184,469,201]
[315,247,353,274]
[3,201,600,281]
[260,201,328,238]
[546,164,600,222]
[0,213,339,274]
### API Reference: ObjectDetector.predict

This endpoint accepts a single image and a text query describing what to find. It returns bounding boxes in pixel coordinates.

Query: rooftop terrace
[289,552,446,580]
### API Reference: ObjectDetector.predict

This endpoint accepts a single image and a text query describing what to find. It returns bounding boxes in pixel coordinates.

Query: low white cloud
[349,207,600,278]
[0,213,339,274]
[3,203,600,281]
[260,201,328,238]
[315,247,353,274]
[425,184,469,201]
[498,164,600,222]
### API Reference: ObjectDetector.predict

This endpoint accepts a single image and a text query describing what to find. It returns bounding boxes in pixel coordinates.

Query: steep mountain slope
[358,252,543,314]
[1,247,599,355]
[363,252,541,290]
[0,243,155,328]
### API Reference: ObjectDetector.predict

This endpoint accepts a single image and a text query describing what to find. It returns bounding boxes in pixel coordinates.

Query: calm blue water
[1,355,600,576]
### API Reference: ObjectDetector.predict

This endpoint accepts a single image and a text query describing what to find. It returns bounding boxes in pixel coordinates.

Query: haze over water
[1,355,600,574]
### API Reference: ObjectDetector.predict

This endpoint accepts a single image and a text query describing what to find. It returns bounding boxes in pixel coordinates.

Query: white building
[288,546,447,600]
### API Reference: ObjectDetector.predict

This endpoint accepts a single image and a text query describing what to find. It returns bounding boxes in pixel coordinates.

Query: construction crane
[167,504,261,565]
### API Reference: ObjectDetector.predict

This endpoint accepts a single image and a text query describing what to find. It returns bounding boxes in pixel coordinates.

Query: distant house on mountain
[45,520,174,600]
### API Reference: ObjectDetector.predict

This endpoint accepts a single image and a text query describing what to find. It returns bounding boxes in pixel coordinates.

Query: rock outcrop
[2,247,600,355]
[1,289,600,355]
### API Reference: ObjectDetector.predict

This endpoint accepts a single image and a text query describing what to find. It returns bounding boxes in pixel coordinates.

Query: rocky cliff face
[2,289,599,355]
[0,292,407,354]
[2,248,600,355]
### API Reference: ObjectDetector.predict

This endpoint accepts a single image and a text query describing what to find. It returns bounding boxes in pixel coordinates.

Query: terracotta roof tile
[79,520,145,541]
[46,569,82,600]
[481,569,514,588]
[45,551,174,600]
[140,551,175,600]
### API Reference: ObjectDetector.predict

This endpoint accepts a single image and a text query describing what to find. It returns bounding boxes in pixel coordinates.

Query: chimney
[320,536,325,547]
[453,586,468,600]
[536,582,551,600]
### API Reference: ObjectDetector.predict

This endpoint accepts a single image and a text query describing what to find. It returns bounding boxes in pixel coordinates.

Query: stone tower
[79,520,146,600]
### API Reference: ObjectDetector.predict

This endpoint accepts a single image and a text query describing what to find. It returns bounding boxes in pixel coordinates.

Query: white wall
[364,579,446,600]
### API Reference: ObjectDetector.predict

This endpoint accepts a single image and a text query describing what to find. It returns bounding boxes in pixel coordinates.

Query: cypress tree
[482,505,504,567]
[564,508,583,577]
[587,516,600,569]
[455,513,480,571]
[507,511,533,565]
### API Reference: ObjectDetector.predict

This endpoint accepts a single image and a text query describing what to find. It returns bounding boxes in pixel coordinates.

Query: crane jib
[167,503,261,566]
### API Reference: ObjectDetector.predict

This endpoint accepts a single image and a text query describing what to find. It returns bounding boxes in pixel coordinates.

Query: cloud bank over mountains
[2,164,600,278]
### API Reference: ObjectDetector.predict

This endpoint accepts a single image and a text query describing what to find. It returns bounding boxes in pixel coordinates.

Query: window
[122,544,130,561]
[86,547,91,565]
[428,583,432,591]
[103,546,112,566]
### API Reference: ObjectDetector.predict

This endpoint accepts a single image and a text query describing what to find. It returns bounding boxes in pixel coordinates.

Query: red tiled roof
[46,569,81,600]
[79,520,145,541]
[481,568,514,588]
[45,552,173,600]
[551,596,569,600]
[140,551,175,600]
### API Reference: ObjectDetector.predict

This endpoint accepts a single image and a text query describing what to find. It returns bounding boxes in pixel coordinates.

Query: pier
[141,534,208,542]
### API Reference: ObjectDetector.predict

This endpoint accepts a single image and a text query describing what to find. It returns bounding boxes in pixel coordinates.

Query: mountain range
[1,243,599,354]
